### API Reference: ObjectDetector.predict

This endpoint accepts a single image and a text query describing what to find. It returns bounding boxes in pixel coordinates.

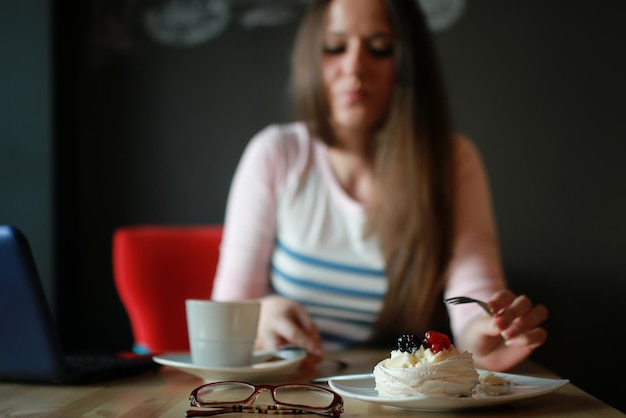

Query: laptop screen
[0,225,67,382]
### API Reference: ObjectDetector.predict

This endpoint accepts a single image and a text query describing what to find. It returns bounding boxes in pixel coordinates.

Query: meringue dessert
[373,331,480,397]
[474,371,515,397]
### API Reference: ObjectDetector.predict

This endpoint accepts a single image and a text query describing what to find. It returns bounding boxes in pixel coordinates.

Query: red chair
[112,225,223,354]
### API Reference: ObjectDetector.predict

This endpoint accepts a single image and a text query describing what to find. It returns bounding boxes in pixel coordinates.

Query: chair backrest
[112,225,223,354]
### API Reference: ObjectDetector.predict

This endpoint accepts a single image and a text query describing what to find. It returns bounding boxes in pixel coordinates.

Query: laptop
[0,225,160,384]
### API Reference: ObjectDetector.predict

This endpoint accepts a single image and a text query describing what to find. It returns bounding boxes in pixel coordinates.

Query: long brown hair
[291,0,455,343]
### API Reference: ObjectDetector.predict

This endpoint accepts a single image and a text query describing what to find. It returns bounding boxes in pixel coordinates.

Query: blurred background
[1,0,624,412]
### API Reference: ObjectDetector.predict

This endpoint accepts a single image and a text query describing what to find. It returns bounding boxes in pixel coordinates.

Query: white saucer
[328,371,569,412]
[153,347,307,382]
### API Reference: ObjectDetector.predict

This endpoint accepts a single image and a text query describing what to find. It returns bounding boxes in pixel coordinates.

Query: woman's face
[321,0,395,137]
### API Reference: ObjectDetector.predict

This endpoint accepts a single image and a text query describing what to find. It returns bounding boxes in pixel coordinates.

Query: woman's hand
[256,295,323,357]
[459,290,548,371]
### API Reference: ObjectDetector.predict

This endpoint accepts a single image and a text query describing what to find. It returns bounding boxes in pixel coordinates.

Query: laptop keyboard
[61,353,160,384]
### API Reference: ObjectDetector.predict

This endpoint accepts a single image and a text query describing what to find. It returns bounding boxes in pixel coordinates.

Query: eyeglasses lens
[274,385,335,408]
[197,383,255,403]
[195,383,335,409]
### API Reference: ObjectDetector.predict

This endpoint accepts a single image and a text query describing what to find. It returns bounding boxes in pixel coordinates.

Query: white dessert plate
[153,347,306,383]
[328,370,569,412]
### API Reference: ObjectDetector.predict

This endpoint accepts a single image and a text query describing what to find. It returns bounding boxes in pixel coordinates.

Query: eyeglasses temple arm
[185,405,338,417]
[186,408,235,417]
[186,405,329,417]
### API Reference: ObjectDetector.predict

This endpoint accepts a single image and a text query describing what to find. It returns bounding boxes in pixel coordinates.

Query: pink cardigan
[212,123,506,343]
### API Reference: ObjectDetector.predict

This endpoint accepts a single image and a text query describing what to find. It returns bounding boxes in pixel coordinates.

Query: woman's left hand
[461,290,549,371]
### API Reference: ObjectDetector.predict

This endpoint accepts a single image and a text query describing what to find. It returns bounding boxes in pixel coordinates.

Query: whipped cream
[474,372,515,397]
[373,345,479,397]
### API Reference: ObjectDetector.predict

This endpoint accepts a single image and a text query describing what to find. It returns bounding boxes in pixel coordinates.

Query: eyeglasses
[186,381,344,417]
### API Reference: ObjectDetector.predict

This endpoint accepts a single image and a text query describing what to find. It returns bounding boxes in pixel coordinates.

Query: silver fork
[444,296,492,316]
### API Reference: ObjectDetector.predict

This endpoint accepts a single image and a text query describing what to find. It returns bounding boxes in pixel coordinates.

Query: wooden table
[0,349,622,417]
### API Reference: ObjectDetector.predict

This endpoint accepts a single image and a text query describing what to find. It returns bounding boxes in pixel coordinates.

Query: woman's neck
[327,143,374,206]
[331,125,373,154]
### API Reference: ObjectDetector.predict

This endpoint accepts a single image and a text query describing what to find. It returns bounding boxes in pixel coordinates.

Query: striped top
[212,122,507,350]
[271,240,385,347]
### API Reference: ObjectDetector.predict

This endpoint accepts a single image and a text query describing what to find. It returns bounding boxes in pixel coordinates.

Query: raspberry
[422,331,451,354]
[397,333,421,352]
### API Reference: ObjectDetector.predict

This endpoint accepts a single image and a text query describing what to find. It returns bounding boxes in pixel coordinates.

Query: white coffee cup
[185,299,260,368]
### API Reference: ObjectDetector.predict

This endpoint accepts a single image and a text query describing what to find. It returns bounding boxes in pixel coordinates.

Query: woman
[212,0,548,371]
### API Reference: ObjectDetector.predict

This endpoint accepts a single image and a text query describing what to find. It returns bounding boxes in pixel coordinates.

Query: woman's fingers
[484,291,549,346]
[258,296,322,356]
[500,303,548,340]
[487,289,516,315]
[467,290,549,370]
[274,315,322,355]
[504,326,548,348]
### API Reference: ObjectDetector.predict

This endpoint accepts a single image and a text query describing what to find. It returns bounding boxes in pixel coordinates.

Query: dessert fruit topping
[397,331,452,354]
[397,333,420,352]
[422,330,451,354]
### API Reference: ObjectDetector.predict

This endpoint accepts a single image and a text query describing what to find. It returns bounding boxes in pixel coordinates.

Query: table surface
[0,349,622,417]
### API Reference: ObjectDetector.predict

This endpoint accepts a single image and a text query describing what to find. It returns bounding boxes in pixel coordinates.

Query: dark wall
[56,0,305,358]
[438,2,626,411]
[3,0,624,412]
[0,2,54,306]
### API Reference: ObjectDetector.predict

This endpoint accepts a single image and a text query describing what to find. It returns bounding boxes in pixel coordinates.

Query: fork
[444,296,492,316]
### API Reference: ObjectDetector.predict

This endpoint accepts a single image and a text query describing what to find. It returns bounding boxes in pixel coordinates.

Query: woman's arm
[211,125,323,355]
[211,126,281,300]
[445,136,548,371]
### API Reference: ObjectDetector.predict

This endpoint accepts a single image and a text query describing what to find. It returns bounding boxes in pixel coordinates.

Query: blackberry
[397,333,421,352]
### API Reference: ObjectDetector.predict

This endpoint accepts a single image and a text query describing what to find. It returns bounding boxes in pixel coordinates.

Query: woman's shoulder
[241,122,314,184]
[244,122,310,161]
[248,122,309,151]
[452,132,485,164]
[452,132,477,153]
[451,132,490,182]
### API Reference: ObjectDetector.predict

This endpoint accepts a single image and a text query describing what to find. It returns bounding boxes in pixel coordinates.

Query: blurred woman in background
[212,0,548,371]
